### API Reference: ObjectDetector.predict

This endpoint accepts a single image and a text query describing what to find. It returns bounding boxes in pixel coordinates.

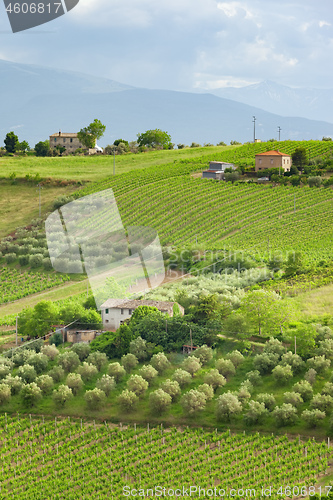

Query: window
[121,309,124,315]
[259,158,262,164]
[105,309,109,314]
[63,138,66,143]
[54,138,57,143]
[270,159,273,164]
[129,309,133,315]
[105,319,109,323]
[70,138,73,143]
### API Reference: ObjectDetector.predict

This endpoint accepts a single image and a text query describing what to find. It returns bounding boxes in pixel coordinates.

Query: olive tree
[253,353,279,374]
[52,385,73,407]
[256,393,276,411]
[203,369,226,390]
[322,382,333,397]
[70,343,90,361]
[18,364,37,383]
[237,387,251,406]
[21,382,42,406]
[87,352,108,371]
[66,373,84,395]
[216,392,242,421]
[48,366,65,383]
[130,336,148,361]
[317,339,333,358]
[244,401,267,425]
[26,353,49,374]
[310,394,333,412]
[0,384,11,405]
[121,353,138,373]
[272,364,293,384]
[263,337,285,357]
[41,345,59,361]
[96,375,116,396]
[215,359,236,378]
[226,350,244,368]
[58,352,80,372]
[108,362,126,382]
[150,352,170,373]
[149,389,172,415]
[307,355,330,374]
[192,345,213,365]
[0,365,10,380]
[36,374,54,395]
[118,390,138,411]
[283,391,303,407]
[304,368,317,385]
[292,380,313,401]
[181,390,206,415]
[181,357,202,377]
[127,375,148,397]
[246,370,262,385]
[302,409,325,428]
[3,375,23,395]
[197,383,214,401]
[78,362,98,382]
[84,388,106,410]
[138,365,158,385]
[172,369,192,387]
[280,352,304,373]
[160,379,181,401]
[273,404,298,426]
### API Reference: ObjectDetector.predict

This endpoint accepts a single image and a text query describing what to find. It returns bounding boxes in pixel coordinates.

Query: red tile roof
[255,150,291,157]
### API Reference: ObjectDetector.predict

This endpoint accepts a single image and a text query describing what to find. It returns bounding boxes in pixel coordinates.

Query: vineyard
[0,415,330,499]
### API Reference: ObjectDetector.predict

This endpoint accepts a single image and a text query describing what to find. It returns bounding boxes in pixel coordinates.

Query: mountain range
[1,59,333,148]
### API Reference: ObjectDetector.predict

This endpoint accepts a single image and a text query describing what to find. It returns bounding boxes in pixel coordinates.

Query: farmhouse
[49,131,86,152]
[100,299,184,330]
[255,150,292,172]
[202,162,235,180]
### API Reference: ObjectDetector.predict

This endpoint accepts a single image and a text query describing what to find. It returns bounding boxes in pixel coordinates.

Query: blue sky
[0,0,332,90]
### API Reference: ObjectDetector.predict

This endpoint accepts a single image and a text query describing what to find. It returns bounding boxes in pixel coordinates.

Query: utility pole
[113,148,116,175]
[15,316,18,346]
[36,184,43,217]
[278,126,281,141]
[253,116,256,143]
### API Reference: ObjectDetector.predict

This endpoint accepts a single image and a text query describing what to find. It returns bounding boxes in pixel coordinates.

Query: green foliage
[3,375,23,395]
[107,362,126,382]
[48,366,65,383]
[292,147,308,171]
[304,368,317,385]
[191,344,213,365]
[307,355,331,373]
[215,358,236,378]
[26,352,48,374]
[292,380,313,401]
[310,394,333,412]
[57,351,80,373]
[127,375,148,397]
[197,383,214,401]
[84,388,106,410]
[34,140,50,157]
[272,364,293,384]
[280,352,304,373]
[18,364,37,383]
[77,119,106,149]
[172,369,192,387]
[70,343,91,361]
[117,389,138,411]
[161,379,181,400]
[149,389,172,415]
[4,132,19,153]
[244,401,267,425]
[203,369,226,390]
[121,353,138,373]
[283,391,303,407]
[226,350,244,367]
[137,129,172,150]
[181,356,202,377]
[246,370,262,385]
[138,365,158,384]
[96,375,115,396]
[256,393,276,411]
[0,384,11,405]
[273,403,298,426]
[150,352,170,373]
[77,362,98,382]
[21,382,42,406]
[302,409,325,428]
[86,352,108,371]
[216,392,242,421]
[129,336,148,361]
[49,332,63,347]
[52,385,73,407]
[181,389,206,415]
[36,374,54,395]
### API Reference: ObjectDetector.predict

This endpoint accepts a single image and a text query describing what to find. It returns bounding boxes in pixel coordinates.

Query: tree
[172,369,192,387]
[86,352,108,371]
[41,345,59,361]
[203,369,226,390]
[130,336,148,361]
[302,409,325,428]
[292,380,313,401]
[192,344,213,365]
[127,375,148,397]
[225,172,240,183]
[273,403,298,426]
[138,365,158,384]
[57,352,80,373]
[108,362,126,382]
[216,392,242,421]
[280,352,304,373]
[52,385,73,407]
[4,131,19,153]
[26,353,48,374]
[18,364,37,383]
[197,383,214,401]
[96,375,116,396]
[18,140,29,153]
[283,252,305,277]
[272,364,293,384]
[118,390,138,411]
[71,343,90,361]
[84,388,106,410]
[150,352,169,373]
[48,366,65,383]
[21,382,42,406]
[149,389,172,415]
[3,375,23,395]
[137,129,172,150]
[246,370,262,385]
[66,373,83,395]
[292,147,308,172]
[34,140,50,157]
[310,394,333,412]
[253,353,279,374]
[307,355,330,374]
[216,359,236,378]
[181,389,206,415]
[77,119,106,149]
[121,353,138,373]
[239,290,279,336]
[226,350,244,368]
[322,382,333,397]
[0,384,11,405]
[283,391,303,407]
[244,401,267,425]
[304,368,317,385]
[256,393,276,411]
[36,374,54,395]
[181,357,202,377]
[77,362,98,382]
[18,300,59,338]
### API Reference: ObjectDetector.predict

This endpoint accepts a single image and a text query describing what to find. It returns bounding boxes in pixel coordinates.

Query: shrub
[96,375,116,396]
[49,332,63,346]
[150,352,170,373]
[21,382,42,406]
[240,380,253,394]
[256,393,276,411]
[52,385,73,407]
[0,384,11,405]
[182,357,202,377]
[216,392,242,421]
[13,349,35,367]
[272,364,293,384]
[5,253,17,264]
[87,352,108,371]
[302,409,325,428]
[237,387,251,406]
[84,388,106,410]
[283,391,303,407]
[26,353,49,374]
[307,355,330,373]
[292,380,314,401]
[310,394,333,412]
[18,364,37,383]
[317,339,333,359]
[304,368,317,385]
[273,404,298,426]
[138,365,158,385]
[70,343,90,361]
[226,350,244,368]
[57,352,80,372]
[127,375,148,397]
[66,373,83,395]
[280,352,304,373]
[160,379,181,400]
[149,389,172,415]
[36,374,54,395]
[19,255,29,266]
[197,383,214,401]
[29,254,43,268]
[130,336,148,361]
[181,389,206,415]
[203,369,226,390]
[121,353,138,373]
[244,401,267,425]
[322,382,333,397]
[78,362,98,382]
[308,176,322,188]
[108,362,126,382]
[48,366,65,383]
[118,390,138,411]
[41,345,59,360]
[3,375,23,395]
[246,370,262,385]
[172,369,192,387]
[263,337,285,357]
[0,365,10,380]
[192,344,213,365]
[253,353,279,374]
[215,359,236,378]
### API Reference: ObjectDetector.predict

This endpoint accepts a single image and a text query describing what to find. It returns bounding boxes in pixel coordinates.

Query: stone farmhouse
[100,299,184,330]
[255,150,292,173]
[49,131,86,153]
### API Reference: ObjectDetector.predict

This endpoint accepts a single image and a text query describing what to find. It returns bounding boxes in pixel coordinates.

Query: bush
[78,362,98,382]
[237,387,251,406]
[48,366,65,383]
[130,336,148,361]
[240,380,253,394]
[41,345,59,361]
[256,393,276,411]
[322,382,333,397]
[304,368,317,385]
[36,374,54,395]
[26,353,49,374]
[216,392,242,421]
[96,375,116,396]
[317,339,333,359]
[307,355,330,373]
[0,365,10,380]
[138,365,158,385]
[121,353,138,373]
[272,364,293,384]
[13,349,35,367]
[118,390,138,411]
[172,369,192,387]
[18,364,37,383]
[3,375,23,395]
[292,380,313,401]
[246,370,262,385]
[84,388,106,410]
[5,253,17,264]
[19,255,29,266]
[302,409,325,428]
[127,375,148,397]
[215,359,236,378]
[49,332,63,346]
[181,389,206,415]
[197,383,214,401]
[203,369,226,390]
[308,176,322,188]
[283,391,303,407]
[150,352,170,373]
[181,357,202,377]
[310,394,333,412]
[273,404,298,426]
[108,362,126,382]
[87,352,108,371]
[52,385,73,407]
[192,345,213,365]
[149,389,172,415]
[244,401,267,425]
[70,343,90,361]
[0,384,11,405]
[226,350,244,367]
[29,254,43,268]
[161,379,181,400]
[57,351,80,372]
[280,352,304,373]
[253,353,279,374]
[66,373,83,395]
[21,382,42,406]
[263,337,285,357]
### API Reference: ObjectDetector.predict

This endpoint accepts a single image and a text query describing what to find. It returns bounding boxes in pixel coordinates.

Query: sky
[0,0,332,91]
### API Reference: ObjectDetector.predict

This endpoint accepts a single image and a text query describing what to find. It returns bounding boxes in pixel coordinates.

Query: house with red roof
[255,150,292,173]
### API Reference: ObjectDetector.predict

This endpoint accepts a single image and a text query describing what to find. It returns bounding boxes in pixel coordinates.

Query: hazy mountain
[209,80,333,123]
[1,60,333,147]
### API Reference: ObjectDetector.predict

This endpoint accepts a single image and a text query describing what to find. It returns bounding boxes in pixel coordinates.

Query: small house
[255,150,291,172]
